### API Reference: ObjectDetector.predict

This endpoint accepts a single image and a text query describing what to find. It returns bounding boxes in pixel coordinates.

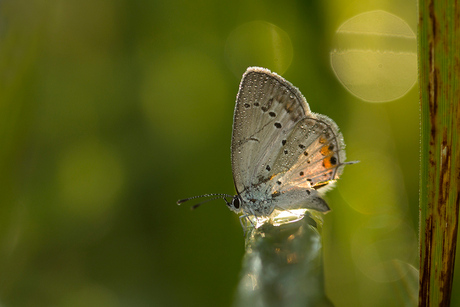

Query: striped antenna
[177,193,234,210]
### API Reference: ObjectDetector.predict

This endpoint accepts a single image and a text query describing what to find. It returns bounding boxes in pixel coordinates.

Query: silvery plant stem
[233,212,333,307]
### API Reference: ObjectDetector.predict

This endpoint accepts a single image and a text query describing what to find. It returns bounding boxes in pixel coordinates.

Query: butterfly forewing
[231,68,310,194]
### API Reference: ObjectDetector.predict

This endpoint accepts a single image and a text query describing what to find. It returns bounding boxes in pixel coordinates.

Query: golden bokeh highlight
[330,10,417,102]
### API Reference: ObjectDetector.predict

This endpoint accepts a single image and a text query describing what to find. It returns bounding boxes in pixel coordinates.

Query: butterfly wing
[271,114,347,191]
[268,114,347,212]
[231,67,310,195]
[231,67,349,213]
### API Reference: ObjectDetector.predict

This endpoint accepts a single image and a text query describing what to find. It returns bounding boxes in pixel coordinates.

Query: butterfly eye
[232,196,241,209]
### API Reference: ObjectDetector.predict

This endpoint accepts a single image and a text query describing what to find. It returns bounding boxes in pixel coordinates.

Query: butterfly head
[225,195,244,214]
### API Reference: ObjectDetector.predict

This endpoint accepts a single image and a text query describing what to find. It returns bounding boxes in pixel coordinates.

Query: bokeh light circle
[57,139,124,220]
[330,10,417,102]
[351,219,417,282]
[225,21,293,77]
[338,151,408,216]
[141,50,228,146]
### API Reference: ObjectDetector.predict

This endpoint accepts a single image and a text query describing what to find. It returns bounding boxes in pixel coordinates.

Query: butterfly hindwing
[273,114,346,190]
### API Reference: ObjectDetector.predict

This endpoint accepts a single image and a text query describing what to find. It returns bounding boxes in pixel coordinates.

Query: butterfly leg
[247,207,260,225]
[239,214,248,233]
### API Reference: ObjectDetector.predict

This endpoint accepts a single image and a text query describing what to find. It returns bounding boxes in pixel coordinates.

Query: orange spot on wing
[323,157,333,169]
[320,144,333,156]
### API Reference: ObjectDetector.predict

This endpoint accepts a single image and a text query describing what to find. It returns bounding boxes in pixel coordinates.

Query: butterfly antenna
[177,193,234,210]
[342,160,360,165]
[190,196,231,210]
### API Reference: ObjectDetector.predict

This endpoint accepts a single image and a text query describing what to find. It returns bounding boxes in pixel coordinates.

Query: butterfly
[178,67,357,226]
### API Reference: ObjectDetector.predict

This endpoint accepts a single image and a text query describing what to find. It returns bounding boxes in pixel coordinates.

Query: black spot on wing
[261,98,273,112]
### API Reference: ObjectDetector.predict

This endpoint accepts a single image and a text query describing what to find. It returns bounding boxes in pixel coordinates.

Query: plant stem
[233,212,333,307]
[418,0,460,305]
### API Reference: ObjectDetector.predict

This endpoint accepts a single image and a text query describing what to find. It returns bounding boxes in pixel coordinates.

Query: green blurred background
[1,0,455,306]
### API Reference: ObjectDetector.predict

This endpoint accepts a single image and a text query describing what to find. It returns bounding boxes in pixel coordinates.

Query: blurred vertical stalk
[418,0,460,306]
[233,211,333,307]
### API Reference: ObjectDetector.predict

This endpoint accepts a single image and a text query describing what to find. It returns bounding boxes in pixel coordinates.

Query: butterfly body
[232,179,329,218]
